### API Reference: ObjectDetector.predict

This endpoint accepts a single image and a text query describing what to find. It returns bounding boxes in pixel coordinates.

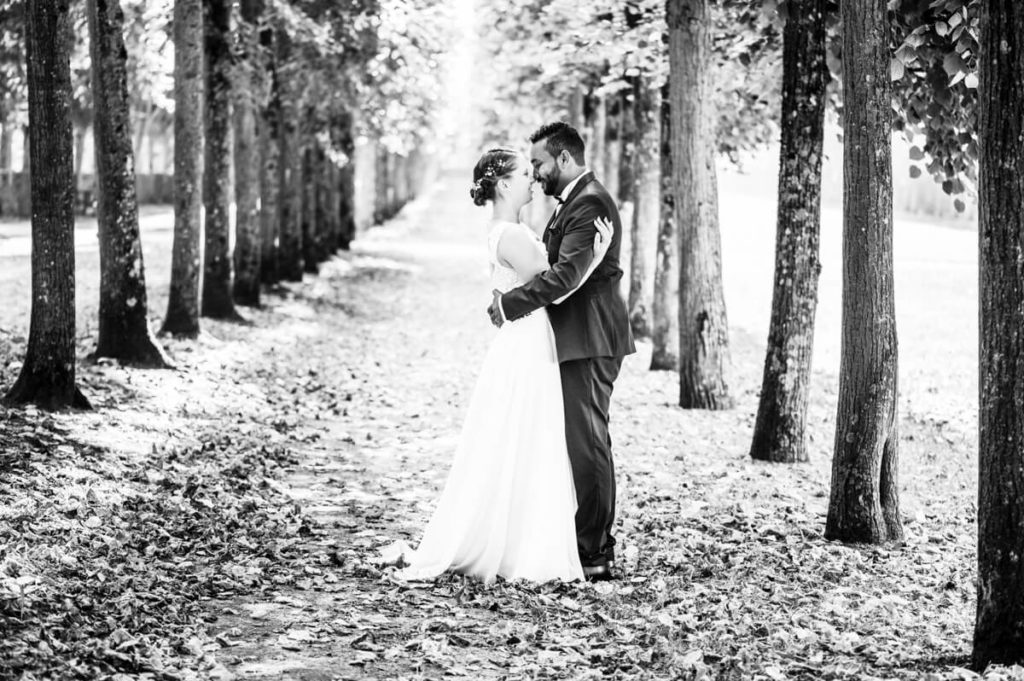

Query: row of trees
[482,0,1019,667]
[1,0,449,405]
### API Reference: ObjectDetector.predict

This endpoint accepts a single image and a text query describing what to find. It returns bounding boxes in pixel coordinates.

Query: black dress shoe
[583,561,616,582]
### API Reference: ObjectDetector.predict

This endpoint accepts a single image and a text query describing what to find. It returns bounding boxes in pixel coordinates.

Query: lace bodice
[487,221,544,293]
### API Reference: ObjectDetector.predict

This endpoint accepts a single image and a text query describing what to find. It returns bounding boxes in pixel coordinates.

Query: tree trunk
[73,123,85,183]
[301,143,319,273]
[277,33,303,281]
[373,144,388,223]
[0,121,11,186]
[650,84,679,371]
[568,87,584,130]
[629,78,660,341]
[603,96,621,204]
[749,0,827,463]
[667,0,732,408]
[973,0,1024,667]
[258,21,279,285]
[320,147,338,255]
[232,0,262,307]
[3,0,90,409]
[17,125,32,215]
[201,0,239,320]
[589,92,606,184]
[162,0,203,337]
[87,0,170,367]
[825,0,901,544]
[338,111,356,249]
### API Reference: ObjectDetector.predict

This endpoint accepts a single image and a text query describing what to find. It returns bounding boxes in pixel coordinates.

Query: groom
[487,121,635,580]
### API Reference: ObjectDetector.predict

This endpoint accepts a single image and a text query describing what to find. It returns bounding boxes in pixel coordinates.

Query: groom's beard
[540,169,562,196]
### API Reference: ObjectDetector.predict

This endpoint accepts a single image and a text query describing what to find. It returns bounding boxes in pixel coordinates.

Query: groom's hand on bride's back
[487,289,505,327]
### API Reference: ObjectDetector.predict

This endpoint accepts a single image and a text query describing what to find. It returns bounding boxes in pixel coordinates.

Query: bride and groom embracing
[399,122,635,583]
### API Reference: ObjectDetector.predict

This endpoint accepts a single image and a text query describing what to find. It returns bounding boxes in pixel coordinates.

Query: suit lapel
[542,171,596,251]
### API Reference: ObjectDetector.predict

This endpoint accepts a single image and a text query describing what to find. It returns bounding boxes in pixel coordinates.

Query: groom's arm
[499,198,605,322]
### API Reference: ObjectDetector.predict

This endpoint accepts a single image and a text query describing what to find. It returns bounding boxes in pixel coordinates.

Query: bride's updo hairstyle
[470,148,518,207]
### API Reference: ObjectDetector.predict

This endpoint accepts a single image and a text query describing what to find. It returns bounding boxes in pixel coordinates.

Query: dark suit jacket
[500,172,636,363]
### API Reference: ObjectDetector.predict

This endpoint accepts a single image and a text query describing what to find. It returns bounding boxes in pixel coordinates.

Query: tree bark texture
[650,85,678,371]
[232,0,262,307]
[258,22,280,285]
[201,0,238,319]
[603,97,621,205]
[162,0,203,336]
[588,93,606,185]
[301,143,319,273]
[320,147,338,254]
[374,146,390,223]
[973,0,1024,667]
[338,111,357,250]
[277,34,303,281]
[87,0,170,367]
[3,0,89,409]
[628,78,660,341]
[825,0,902,544]
[0,122,12,186]
[749,0,827,463]
[667,0,732,408]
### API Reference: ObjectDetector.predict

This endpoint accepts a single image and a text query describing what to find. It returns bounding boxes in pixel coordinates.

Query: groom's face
[529,140,563,197]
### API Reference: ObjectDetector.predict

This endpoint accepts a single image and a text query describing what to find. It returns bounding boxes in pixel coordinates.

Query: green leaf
[909,146,925,161]
[909,165,922,179]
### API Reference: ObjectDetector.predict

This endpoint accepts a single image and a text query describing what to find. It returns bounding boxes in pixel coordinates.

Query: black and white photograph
[0,0,1022,678]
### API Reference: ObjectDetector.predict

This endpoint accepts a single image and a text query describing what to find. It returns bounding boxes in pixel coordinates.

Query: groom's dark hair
[530,122,585,166]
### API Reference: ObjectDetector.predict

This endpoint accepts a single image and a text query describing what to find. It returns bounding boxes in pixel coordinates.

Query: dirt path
[0,167,982,679]
[161,171,978,680]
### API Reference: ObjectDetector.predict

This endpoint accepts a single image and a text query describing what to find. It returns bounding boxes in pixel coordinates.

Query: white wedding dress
[399,220,583,583]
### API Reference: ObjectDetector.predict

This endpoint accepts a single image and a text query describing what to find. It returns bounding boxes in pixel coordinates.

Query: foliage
[0,0,25,125]
[891,0,978,209]
[358,0,456,153]
[476,0,782,161]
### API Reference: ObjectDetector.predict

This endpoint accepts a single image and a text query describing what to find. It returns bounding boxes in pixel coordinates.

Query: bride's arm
[495,225,549,282]
[497,218,612,301]
[552,216,612,305]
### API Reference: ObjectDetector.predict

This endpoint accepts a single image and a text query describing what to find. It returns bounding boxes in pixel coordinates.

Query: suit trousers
[559,355,622,567]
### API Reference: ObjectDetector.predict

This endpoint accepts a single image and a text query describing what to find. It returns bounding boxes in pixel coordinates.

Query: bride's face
[500,159,535,209]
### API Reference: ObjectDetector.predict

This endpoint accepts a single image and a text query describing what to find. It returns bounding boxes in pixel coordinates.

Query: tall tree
[749,0,828,463]
[87,0,170,367]
[825,0,901,543]
[337,109,357,250]
[233,0,263,307]
[973,0,1024,667]
[276,30,304,281]
[258,20,280,284]
[201,0,240,319]
[666,0,732,409]
[650,85,678,371]
[627,78,660,340]
[3,0,89,409]
[161,0,203,337]
[301,141,319,274]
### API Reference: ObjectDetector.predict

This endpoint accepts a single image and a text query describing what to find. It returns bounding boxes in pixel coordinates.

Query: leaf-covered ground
[1,170,1021,680]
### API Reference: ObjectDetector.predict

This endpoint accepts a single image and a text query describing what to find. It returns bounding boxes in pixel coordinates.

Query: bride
[399,148,611,583]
